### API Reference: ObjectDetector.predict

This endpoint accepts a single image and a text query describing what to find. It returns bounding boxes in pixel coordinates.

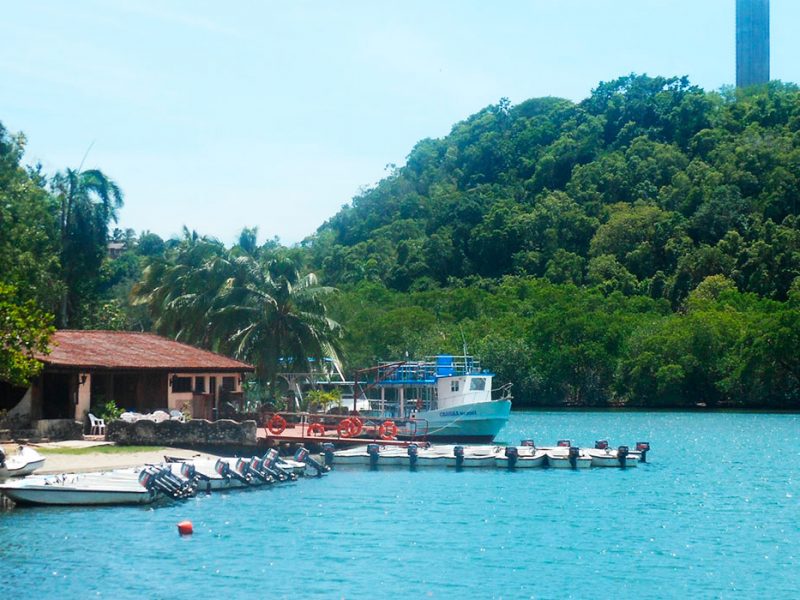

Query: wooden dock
[257,424,413,447]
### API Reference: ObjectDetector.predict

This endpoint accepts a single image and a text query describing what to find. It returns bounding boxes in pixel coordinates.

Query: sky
[3,1,799,245]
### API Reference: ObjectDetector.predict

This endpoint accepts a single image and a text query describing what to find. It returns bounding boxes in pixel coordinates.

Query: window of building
[450,380,460,392]
[470,378,486,391]
[171,376,192,393]
[194,377,206,393]
[222,376,236,391]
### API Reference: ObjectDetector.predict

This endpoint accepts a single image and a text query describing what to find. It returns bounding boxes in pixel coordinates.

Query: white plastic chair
[88,413,106,436]
[151,410,170,423]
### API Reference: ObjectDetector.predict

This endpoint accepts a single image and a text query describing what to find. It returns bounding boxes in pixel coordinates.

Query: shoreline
[2,442,226,475]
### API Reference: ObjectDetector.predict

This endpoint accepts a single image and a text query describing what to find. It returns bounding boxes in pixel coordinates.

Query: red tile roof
[41,331,254,372]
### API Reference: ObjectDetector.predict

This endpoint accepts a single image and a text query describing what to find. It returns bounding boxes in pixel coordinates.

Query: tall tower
[736,0,770,88]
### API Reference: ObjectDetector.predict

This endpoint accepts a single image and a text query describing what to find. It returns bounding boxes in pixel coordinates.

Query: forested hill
[307,75,800,409]
[310,75,800,304]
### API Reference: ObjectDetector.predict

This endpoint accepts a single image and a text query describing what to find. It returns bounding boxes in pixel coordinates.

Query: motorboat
[545,446,593,469]
[0,471,158,506]
[0,446,46,479]
[415,444,457,468]
[496,443,547,469]
[455,445,501,468]
[331,444,382,467]
[584,443,639,468]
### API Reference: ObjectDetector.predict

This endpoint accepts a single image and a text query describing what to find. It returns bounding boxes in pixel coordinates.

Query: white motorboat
[0,472,158,506]
[415,444,457,468]
[545,446,593,469]
[331,444,393,467]
[0,446,46,479]
[496,445,548,469]
[455,445,501,468]
[331,445,372,466]
[585,446,639,468]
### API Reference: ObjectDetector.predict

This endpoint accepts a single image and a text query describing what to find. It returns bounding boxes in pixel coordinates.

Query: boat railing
[375,355,483,383]
[262,411,429,443]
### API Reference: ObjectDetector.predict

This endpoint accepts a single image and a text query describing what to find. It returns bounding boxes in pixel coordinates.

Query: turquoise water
[1,411,798,599]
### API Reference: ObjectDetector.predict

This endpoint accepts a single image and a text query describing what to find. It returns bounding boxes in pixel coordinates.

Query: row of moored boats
[0,448,328,507]
[328,440,650,469]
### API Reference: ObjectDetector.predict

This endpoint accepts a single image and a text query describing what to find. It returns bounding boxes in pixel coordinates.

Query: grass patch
[36,445,165,456]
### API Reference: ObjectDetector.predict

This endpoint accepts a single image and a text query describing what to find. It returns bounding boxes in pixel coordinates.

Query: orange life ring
[348,416,363,437]
[378,420,398,440]
[337,418,353,438]
[306,422,326,437]
[267,414,287,435]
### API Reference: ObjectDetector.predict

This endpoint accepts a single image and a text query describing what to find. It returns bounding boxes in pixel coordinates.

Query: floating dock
[322,440,651,470]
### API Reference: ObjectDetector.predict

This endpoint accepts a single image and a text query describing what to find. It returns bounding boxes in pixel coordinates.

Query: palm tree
[131,228,226,346]
[51,168,123,327]
[211,256,343,396]
[133,241,342,399]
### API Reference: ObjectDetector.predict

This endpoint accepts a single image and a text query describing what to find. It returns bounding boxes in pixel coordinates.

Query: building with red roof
[2,331,254,427]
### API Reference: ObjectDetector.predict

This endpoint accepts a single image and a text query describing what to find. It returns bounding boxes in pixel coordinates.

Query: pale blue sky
[4,1,799,244]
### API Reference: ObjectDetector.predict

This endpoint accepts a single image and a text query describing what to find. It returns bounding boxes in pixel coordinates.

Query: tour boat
[345,355,512,443]
[0,446,46,479]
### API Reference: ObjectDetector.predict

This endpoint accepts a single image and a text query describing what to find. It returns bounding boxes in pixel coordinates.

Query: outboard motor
[233,458,255,484]
[255,457,281,484]
[139,466,197,499]
[214,459,233,483]
[367,443,380,468]
[504,446,519,469]
[617,445,629,468]
[635,441,650,463]
[181,462,212,493]
[0,447,5,468]
[407,444,419,467]
[263,449,297,481]
[453,445,465,468]
[180,462,196,480]
[557,439,571,448]
[595,440,609,450]
[161,465,197,497]
[259,449,286,481]
[568,446,580,470]
[138,468,155,491]
[322,442,336,468]
[521,439,535,448]
[294,447,329,476]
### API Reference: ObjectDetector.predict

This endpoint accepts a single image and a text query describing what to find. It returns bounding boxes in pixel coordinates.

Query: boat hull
[0,484,157,506]
[406,400,512,443]
[496,450,547,469]
[545,452,593,469]
[586,451,639,468]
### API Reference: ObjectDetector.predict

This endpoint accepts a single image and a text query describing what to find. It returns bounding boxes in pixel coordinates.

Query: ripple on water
[1,411,799,599]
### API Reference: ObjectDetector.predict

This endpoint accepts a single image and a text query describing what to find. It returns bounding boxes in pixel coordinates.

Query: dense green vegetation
[302,76,800,408]
[1,74,799,408]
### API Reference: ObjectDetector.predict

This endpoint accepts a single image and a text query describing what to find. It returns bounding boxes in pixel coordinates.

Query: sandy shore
[2,442,225,475]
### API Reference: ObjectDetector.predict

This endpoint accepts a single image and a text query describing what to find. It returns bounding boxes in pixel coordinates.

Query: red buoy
[177,520,193,535]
